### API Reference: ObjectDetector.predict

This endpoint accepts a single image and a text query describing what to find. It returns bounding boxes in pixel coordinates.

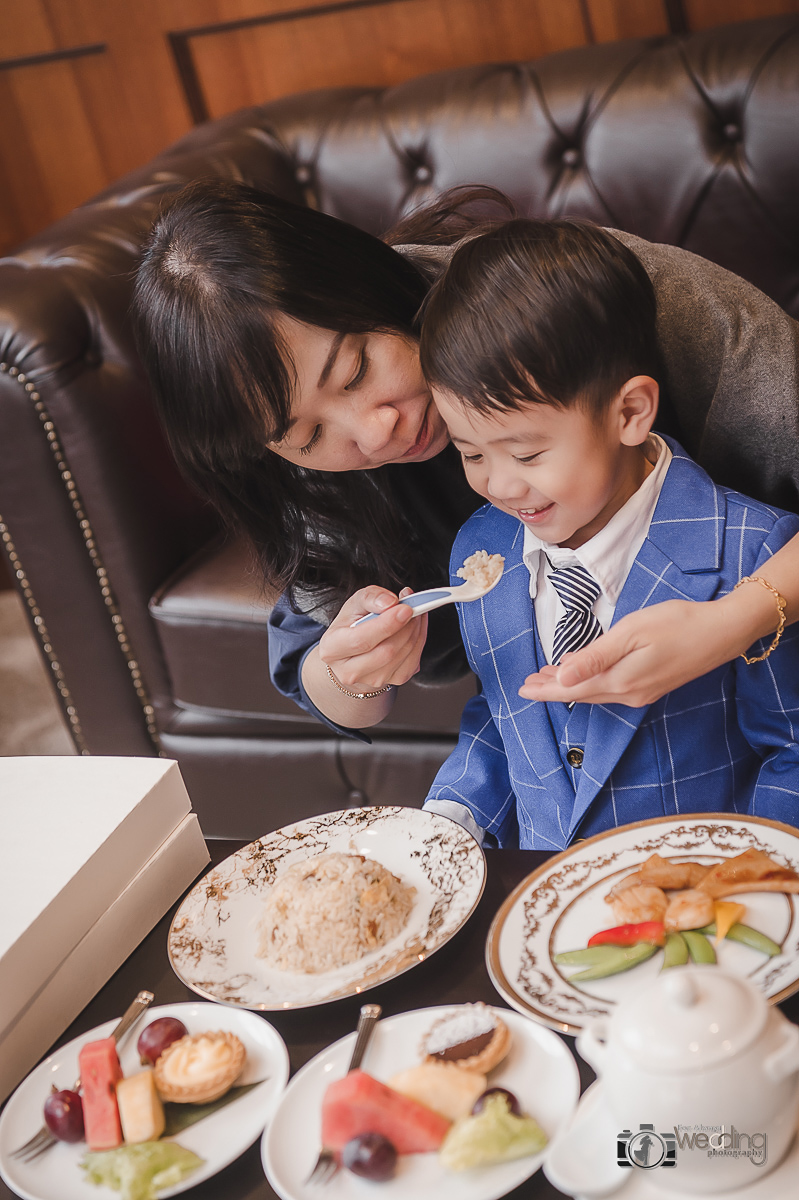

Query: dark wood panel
[584,0,670,42]
[186,0,589,122]
[685,0,799,29]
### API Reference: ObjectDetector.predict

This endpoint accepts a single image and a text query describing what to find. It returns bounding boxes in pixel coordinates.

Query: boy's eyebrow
[450,430,548,447]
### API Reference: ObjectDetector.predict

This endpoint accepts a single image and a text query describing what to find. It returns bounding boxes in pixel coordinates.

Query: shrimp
[607,884,668,925]
[664,888,715,933]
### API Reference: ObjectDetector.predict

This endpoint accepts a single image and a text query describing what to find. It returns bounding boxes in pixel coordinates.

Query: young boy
[419,219,799,850]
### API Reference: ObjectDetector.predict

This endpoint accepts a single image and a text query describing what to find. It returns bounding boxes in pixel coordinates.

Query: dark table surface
[4,843,798,1200]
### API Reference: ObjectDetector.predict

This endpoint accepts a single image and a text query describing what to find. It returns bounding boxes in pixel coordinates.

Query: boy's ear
[616,376,659,446]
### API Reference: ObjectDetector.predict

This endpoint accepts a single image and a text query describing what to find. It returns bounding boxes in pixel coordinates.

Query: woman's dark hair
[419,219,661,416]
[132,179,510,614]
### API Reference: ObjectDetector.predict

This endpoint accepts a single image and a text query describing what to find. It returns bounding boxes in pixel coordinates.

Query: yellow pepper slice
[714,900,746,943]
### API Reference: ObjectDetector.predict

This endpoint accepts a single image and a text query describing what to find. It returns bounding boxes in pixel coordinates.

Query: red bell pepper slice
[587,921,665,948]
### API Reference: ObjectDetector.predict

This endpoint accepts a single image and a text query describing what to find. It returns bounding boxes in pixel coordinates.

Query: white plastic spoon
[352,561,504,626]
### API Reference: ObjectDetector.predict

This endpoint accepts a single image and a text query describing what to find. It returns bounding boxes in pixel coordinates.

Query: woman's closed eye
[514,452,542,464]
[344,346,369,391]
[299,425,323,456]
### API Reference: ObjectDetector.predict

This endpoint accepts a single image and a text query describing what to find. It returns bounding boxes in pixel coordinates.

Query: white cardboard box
[0,757,210,1100]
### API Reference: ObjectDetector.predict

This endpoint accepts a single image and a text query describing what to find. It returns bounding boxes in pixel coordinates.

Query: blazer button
[566,748,584,768]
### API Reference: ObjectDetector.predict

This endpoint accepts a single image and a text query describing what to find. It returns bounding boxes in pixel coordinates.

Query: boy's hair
[418,219,661,415]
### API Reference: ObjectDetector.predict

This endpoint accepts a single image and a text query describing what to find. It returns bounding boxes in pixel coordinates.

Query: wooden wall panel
[1,0,797,257]
[685,0,799,30]
[190,0,588,121]
[584,0,670,42]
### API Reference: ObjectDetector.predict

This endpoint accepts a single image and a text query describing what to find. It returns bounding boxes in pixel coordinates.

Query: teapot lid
[613,966,767,1072]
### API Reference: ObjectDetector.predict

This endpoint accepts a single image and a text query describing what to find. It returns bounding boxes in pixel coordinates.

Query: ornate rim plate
[486,813,799,1035]
[0,1002,289,1200]
[168,807,486,1010]
[261,1004,580,1200]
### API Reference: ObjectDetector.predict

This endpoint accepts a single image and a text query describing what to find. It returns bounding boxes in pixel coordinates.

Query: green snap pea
[683,930,716,964]
[662,932,689,969]
[554,946,625,967]
[569,942,657,982]
[699,921,781,957]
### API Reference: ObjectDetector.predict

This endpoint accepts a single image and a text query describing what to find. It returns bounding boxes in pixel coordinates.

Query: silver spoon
[352,560,504,626]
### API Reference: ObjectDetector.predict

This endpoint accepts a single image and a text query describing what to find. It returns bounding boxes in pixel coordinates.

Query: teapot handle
[764,1019,799,1084]
[577,1019,610,1074]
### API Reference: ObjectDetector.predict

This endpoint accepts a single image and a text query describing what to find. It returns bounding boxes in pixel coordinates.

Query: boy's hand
[519,598,753,709]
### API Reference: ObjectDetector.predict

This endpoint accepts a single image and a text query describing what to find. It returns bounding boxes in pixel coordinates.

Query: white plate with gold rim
[262,1004,580,1200]
[0,1002,289,1200]
[168,807,486,1010]
[486,814,799,1036]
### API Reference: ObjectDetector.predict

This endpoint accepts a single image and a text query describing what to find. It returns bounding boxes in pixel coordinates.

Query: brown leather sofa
[2,15,798,837]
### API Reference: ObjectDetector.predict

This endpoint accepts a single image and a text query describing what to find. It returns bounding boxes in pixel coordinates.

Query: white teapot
[577,966,799,1193]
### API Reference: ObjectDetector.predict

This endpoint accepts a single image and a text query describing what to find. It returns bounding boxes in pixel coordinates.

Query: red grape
[43,1089,85,1142]
[471,1086,522,1116]
[342,1133,398,1181]
[137,1017,188,1066]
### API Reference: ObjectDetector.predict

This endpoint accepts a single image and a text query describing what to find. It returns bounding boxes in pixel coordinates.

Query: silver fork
[10,990,154,1163]
[306,1003,382,1185]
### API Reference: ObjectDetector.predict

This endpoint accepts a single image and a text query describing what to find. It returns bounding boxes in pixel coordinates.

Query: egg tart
[153,1030,246,1104]
[421,1003,510,1074]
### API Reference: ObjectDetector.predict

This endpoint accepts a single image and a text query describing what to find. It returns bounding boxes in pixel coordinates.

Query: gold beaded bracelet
[733,575,787,664]
[325,662,393,700]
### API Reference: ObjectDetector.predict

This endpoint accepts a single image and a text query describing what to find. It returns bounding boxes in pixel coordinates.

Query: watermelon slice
[78,1037,124,1150]
[321,1070,451,1154]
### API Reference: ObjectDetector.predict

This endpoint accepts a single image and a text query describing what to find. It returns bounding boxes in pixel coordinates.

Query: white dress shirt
[524,435,672,663]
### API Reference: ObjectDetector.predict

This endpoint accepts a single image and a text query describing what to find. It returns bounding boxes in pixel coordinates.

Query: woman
[133,179,799,732]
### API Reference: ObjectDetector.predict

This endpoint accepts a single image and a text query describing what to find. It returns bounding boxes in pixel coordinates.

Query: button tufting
[562,148,581,167]
[414,164,432,184]
[567,747,584,768]
[295,164,312,185]
[723,122,740,142]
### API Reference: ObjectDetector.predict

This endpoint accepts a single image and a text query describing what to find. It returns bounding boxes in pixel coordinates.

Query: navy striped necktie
[549,562,602,665]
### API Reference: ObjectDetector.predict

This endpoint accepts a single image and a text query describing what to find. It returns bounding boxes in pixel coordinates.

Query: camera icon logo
[617,1124,677,1169]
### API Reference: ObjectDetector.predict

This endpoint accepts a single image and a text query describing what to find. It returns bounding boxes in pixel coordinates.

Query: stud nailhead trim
[0,361,161,751]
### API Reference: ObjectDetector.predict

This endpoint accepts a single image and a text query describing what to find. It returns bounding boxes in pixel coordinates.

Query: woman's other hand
[519,589,780,708]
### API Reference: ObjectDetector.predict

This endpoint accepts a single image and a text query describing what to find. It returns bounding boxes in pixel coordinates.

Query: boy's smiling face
[432,381,657,550]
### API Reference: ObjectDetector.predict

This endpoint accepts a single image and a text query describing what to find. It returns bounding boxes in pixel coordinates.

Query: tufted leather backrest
[1,14,798,754]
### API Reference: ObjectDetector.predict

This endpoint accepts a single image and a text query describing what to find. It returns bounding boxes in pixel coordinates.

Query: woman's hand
[302,586,428,729]
[519,591,777,708]
[318,586,428,693]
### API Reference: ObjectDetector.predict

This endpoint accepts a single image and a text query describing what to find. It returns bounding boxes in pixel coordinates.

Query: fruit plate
[168,807,486,1010]
[0,1002,289,1200]
[261,1004,580,1200]
[486,813,799,1036]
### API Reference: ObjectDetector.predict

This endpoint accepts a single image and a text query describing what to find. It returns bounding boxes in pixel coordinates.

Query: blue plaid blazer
[424,441,799,850]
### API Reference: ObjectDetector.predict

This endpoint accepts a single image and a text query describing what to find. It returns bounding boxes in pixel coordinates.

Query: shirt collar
[522,434,672,604]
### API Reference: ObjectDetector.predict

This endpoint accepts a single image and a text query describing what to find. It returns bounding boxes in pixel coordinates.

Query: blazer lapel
[568,445,728,836]
[479,516,577,815]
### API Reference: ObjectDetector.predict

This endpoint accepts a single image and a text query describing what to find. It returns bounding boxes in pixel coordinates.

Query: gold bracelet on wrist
[325,662,393,700]
[733,575,787,664]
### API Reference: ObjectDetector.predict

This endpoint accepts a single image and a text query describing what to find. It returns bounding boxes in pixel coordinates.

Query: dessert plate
[486,814,799,1035]
[168,807,486,1010]
[0,1001,289,1200]
[262,1004,580,1200]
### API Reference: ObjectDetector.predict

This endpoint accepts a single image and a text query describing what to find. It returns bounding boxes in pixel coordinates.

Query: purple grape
[342,1133,398,1181]
[471,1086,522,1117]
[137,1016,188,1066]
[43,1089,85,1142]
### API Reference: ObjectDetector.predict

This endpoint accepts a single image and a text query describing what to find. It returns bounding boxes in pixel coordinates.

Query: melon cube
[117,1069,165,1144]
